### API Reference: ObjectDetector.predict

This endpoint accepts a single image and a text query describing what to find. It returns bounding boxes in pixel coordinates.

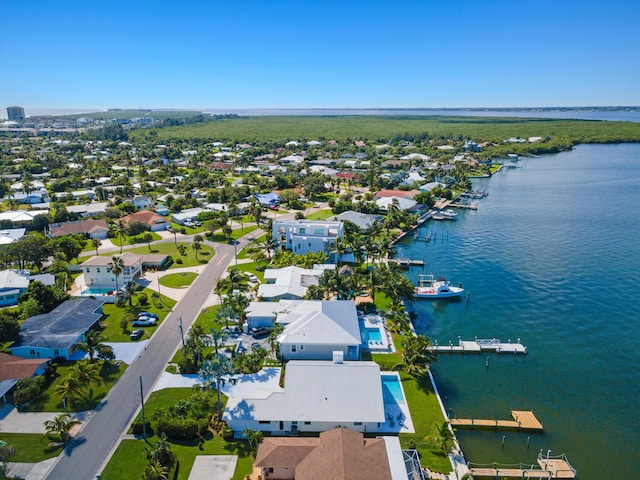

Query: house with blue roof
[8,298,105,360]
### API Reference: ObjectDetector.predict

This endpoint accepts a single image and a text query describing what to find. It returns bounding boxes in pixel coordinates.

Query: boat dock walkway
[389,258,424,267]
[451,410,543,431]
[432,338,527,354]
[469,454,576,479]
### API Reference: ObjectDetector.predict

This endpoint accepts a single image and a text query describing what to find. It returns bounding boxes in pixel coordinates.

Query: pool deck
[360,313,395,353]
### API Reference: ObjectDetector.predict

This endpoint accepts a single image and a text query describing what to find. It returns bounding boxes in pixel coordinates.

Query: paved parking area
[188,455,237,480]
[106,340,148,364]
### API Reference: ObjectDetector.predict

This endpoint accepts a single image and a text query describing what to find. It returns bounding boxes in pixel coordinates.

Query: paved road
[46,236,255,480]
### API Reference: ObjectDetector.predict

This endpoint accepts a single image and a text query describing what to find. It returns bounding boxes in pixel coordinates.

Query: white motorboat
[414,274,464,299]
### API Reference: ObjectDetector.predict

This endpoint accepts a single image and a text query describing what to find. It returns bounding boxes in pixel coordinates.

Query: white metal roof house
[276,300,361,361]
[257,265,325,301]
[224,359,385,435]
[80,252,143,290]
[272,219,344,262]
[0,270,55,307]
[8,298,105,360]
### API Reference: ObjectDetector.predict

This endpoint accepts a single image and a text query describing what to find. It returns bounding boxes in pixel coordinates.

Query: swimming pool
[367,328,383,342]
[82,287,113,295]
[381,374,405,404]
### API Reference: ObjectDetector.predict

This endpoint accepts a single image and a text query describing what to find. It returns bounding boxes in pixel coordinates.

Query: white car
[132,317,157,327]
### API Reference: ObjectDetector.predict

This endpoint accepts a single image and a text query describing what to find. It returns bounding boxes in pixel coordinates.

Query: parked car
[222,326,241,335]
[247,274,258,283]
[166,224,173,231]
[193,220,201,227]
[137,312,159,319]
[251,342,264,352]
[132,317,157,326]
[250,327,271,339]
[130,329,144,340]
[184,219,195,227]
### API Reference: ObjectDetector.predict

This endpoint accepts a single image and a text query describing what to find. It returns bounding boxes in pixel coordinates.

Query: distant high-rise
[7,106,26,123]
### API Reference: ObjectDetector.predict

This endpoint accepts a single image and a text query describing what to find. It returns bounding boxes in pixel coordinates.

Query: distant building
[7,106,25,123]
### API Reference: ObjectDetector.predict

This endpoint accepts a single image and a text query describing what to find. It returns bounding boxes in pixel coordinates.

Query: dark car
[250,327,271,339]
[130,329,144,340]
[251,342,264,352]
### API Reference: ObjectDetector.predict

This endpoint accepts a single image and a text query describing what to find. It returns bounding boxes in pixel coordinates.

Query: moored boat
[414,274,464,299]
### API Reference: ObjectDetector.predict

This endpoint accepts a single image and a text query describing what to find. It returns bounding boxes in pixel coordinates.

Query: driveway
[0,404,92,434]
[188,455,237,480]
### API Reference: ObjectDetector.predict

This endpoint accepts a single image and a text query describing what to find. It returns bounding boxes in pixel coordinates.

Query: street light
[232,240,238,267]
[178,316,185,347]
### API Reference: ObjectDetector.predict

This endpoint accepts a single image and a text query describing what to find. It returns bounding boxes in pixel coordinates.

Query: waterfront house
[8,298,105,360]
[332,211,383,231]
[254,428,408,480]
[257,265,328,301]
[224,359,385,435]
[276,300,361,361]
[272,219,344,261]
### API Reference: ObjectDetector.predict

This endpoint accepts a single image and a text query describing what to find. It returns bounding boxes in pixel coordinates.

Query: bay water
[395,143,640,479]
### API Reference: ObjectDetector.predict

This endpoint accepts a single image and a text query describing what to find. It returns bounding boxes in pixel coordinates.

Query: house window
[107,267,111,273]
[299,228,306,234]
[53,349,59,355]
[314,228,324,235]
[268,468,274,473]
[96,268,100,273]
[292,421,298,426]
[300,345,304,350]
[304,421,311,425]
[29,349,35,355]
[258,420,271,424]
[291,345,297,353]
[86,268,90,273]
[354,422,363,426]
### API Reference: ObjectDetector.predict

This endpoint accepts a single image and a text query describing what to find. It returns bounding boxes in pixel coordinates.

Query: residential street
[44,234,256,480]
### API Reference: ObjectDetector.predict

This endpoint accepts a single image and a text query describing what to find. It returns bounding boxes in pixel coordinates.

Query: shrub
[131,419,153,436]
[13,376,45,404]
[138,293,148,306]
[175,258,183,264]
[0,316,20,343]
[156,417,199,440]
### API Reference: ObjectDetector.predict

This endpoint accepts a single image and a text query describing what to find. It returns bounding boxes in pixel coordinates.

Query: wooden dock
[389,258,424,267]
[432,338,527,354]
[469,454,576,479]
[451,410,543,431]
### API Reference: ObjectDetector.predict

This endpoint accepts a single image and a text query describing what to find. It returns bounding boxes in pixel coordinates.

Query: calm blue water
[396,144,640,479]
[381,374,406,405]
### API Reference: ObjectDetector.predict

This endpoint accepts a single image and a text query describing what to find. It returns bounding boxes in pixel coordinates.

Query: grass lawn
[204,225,259,243]
[0,433,64,462]
[397,372,451,473]
[110,231,163,247]
[99,289,176,342]
[19,361,126,413]
[305,208,335,220]
[101,436,253,480]
[118,242,214,268]
[159,272,198,288]
[101,388,251,480]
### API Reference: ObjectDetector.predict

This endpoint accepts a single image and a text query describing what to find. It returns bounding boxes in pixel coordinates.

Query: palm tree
[380,270,416,307]
[109,255,125,294]
[429,421,455,454]
[394,334,438,377]
[226,267,249,292]
[199,355,237,418]
[242,427,264,456]
[143,232,153,251]
[43,413,81,443]
[72,360,103,396]
[114,220,127,254]
[79,330,113,362]
[192,234,203,261]
[143,459,169,480]
[91,238,101,256]
[122,280,138,306]
[52,376,82,407]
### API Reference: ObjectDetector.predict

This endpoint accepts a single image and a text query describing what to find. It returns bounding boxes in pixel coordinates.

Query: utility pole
[139,376,147,439]
[178,316,185,347]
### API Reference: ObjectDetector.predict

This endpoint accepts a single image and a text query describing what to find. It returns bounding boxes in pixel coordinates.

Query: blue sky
[1,0,639,112]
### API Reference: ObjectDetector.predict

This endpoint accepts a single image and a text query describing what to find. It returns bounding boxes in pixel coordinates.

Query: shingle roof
[255,428,393,480]
[11,298,104,350]
[50,219,109,237]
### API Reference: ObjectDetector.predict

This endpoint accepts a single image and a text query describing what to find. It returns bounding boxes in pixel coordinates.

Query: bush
[156,417,199,440]
[0,316,20,343]
[138,293,148,306]
[13,376,45,404]
[177,356,197,374]
[131,419,153,436]
[175,258,183,264]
